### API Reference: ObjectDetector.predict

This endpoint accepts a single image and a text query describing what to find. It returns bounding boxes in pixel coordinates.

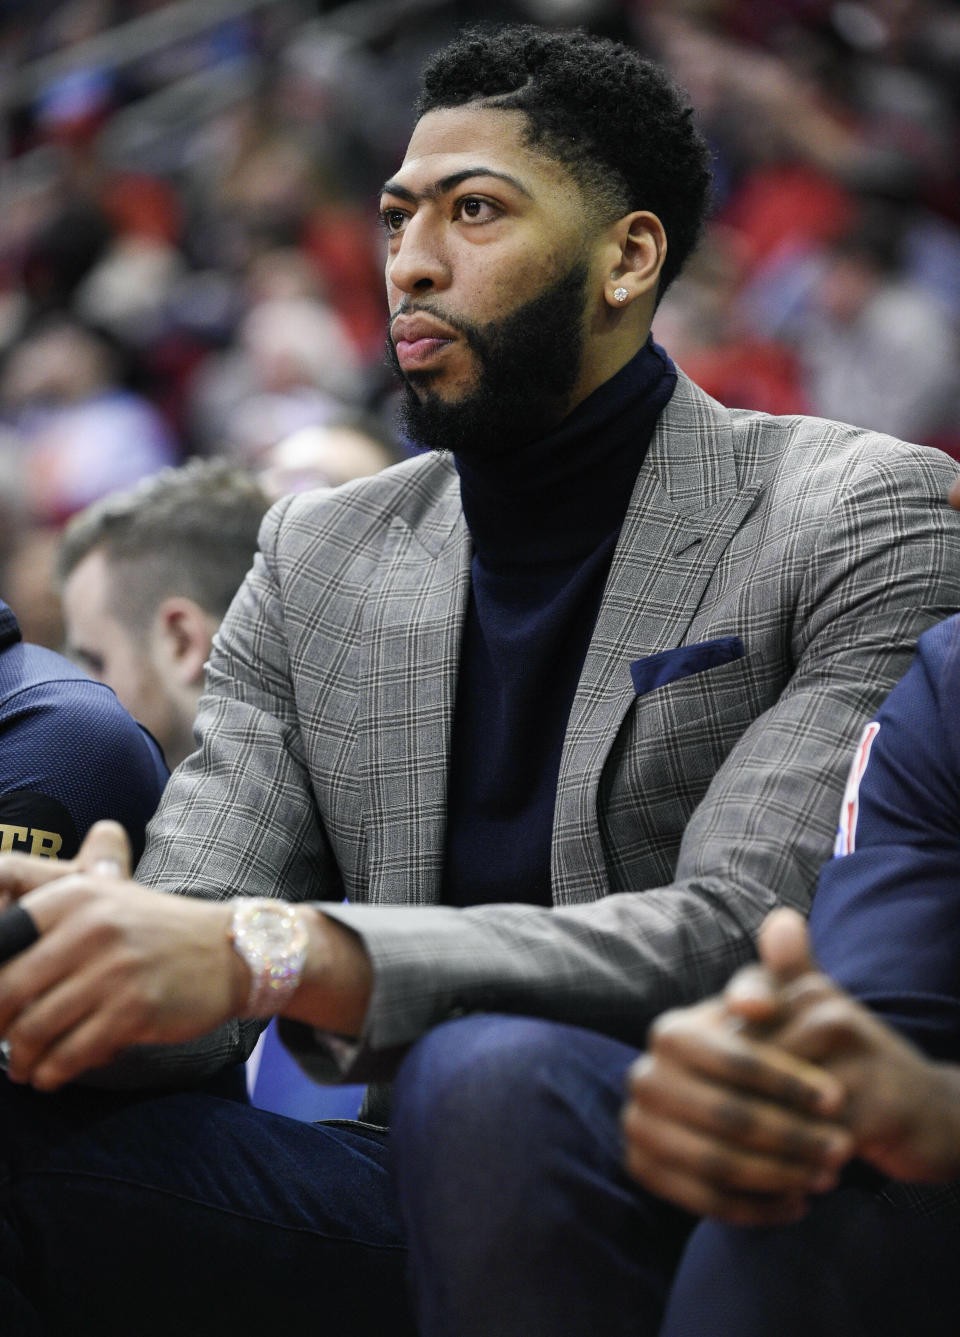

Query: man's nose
[387,215,450,295]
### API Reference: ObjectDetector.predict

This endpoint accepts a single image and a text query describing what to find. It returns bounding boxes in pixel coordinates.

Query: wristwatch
[228,898,310,1018]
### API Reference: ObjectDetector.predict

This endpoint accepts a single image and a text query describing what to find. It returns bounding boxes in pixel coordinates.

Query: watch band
[228,899,309,1018]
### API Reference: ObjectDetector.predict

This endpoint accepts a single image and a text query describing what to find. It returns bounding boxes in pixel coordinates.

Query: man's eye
[456,197,496,222]
[379,208,407,234]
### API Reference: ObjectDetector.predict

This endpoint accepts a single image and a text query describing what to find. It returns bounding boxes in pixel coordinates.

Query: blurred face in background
[60,546,181,759]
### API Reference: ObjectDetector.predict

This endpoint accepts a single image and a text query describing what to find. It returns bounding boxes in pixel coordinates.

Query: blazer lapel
[358,473,470,905]
[553,373,761,903]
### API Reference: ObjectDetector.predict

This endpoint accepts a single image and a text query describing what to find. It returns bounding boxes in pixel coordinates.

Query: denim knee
[390,1014,688,1337]
[392,1013,579,1165]
[390,1011,642,1226]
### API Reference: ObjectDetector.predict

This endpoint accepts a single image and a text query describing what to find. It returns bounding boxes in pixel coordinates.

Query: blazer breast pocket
[600,639,770,892]
[630,635,745,697]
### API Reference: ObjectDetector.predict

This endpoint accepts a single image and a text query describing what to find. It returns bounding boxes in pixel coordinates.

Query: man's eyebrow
[379,167,532,203]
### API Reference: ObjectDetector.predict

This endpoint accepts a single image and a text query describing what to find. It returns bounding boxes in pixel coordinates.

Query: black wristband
[0,904,38,965]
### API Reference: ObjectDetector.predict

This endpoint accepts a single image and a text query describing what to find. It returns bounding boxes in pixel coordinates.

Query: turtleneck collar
[455,338,676,569]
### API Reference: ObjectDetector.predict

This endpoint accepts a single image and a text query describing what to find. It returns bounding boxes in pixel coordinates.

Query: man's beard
[388,258,589,458]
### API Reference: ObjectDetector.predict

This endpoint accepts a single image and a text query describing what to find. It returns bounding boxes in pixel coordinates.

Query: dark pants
[0,1076,413,1336]
[0,1015,694,1337]
[661,1188,960,1337]
[392,1015,696,1337]
[3,1014,955,1336]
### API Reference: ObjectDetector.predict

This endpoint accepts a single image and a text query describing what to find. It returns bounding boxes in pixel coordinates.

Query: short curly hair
[416,24,713,298]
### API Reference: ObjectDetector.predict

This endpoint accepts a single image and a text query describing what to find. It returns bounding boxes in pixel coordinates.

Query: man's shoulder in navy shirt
[811,613,960,1059]
[0,600,168,866]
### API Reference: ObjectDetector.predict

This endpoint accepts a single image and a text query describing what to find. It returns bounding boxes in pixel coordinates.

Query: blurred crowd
[1,0,959,646]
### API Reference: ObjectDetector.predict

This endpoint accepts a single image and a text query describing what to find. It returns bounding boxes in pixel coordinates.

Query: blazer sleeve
[93,493,346,1086]
[287,441,960,1084]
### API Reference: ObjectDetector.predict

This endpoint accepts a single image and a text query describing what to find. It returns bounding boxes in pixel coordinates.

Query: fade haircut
[416,24,713,298]
[57,460,270,631]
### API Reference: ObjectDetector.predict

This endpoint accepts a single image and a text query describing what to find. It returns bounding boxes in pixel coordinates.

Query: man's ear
[603,210,667,310]
[153,597,215,688]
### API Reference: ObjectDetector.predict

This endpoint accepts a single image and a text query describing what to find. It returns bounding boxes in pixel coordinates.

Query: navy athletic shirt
[812,613,960,1061]
[0,599,168,865]
[443,339,677,907]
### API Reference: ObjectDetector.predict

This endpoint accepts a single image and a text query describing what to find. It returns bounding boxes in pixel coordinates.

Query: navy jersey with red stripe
[810,613,960,1059]
[0,601,168,865]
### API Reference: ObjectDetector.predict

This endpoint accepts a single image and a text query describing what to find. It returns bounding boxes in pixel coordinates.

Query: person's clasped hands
[622,907,960,1225]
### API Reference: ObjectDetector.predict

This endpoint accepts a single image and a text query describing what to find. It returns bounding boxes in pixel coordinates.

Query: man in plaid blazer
[0,23,959,1337]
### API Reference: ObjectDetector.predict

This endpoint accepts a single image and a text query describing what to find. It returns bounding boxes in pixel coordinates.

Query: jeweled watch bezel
[228,898,309,1018]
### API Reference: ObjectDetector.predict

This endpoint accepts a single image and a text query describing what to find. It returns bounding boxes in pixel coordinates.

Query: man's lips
[391,315,458,371]
[394,336,454,370]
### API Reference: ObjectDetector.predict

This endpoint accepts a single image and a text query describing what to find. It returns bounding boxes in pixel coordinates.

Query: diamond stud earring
[613,287,628,302]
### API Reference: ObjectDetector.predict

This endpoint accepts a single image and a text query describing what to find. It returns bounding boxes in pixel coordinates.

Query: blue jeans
[661,1188,960,1336]
[0,1075,412,1336]
[0,1015,694,1337]
[392,1014,696,1337]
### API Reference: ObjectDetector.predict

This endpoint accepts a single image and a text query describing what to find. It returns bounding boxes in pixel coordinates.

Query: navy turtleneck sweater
[442,339,677,907]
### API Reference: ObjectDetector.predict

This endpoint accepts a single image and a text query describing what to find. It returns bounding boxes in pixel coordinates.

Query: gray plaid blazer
[131,371,960,1088]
